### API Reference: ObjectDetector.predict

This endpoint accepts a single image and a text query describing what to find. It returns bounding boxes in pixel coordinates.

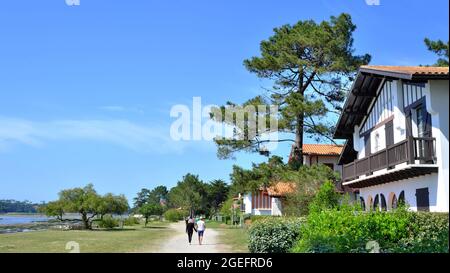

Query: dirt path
[150,221,230,253]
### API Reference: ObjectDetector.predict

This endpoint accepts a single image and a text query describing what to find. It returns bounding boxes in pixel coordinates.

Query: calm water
[0,215,52,225]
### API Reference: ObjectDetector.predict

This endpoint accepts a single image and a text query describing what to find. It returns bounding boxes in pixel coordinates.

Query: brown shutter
[385,120,394,147]
[405,109,412,137]
[364,134,371,157]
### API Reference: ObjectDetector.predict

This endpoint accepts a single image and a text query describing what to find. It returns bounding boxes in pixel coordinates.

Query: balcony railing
[343,136,436,182]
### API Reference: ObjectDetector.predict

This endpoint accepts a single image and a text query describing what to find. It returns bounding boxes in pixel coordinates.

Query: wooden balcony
[343,137,437,185]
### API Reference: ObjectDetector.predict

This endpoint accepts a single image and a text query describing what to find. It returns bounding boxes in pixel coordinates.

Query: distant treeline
[0,199,43,213]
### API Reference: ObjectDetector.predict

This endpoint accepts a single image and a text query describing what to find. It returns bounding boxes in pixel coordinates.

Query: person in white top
[196,217,206,245]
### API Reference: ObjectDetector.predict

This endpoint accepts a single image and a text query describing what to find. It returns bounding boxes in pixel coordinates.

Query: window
[360,197,366,211]
[391,194,398,210]
[398,191,405,206]
[416,105,425,137]
[374,132,380,152]
[323,163,334,170]
[416,188,430,212]
[251,191,272,210]
[380,194,387,211]
[373,194,380,211]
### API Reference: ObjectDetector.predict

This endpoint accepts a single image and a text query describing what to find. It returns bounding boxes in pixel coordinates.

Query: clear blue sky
[0,0,448,203]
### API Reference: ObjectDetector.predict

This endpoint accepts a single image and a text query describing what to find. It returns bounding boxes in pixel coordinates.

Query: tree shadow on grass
[92,228,137,232]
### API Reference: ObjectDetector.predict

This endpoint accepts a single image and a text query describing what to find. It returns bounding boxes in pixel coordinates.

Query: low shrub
[163,209,187,222]
[123,216,140,226]
[98,216,119,229]
[248,217,303,253]
[292,205,449,253]
[394,212,449,253]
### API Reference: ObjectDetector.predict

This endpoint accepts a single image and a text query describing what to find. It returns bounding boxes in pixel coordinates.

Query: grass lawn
[0,222,171,253]
[207,221,249,253]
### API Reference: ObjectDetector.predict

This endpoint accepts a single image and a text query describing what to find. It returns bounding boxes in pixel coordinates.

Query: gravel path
[153,221,230,253]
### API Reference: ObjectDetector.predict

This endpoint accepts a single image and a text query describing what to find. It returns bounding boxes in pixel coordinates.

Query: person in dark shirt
[186,217,197,245]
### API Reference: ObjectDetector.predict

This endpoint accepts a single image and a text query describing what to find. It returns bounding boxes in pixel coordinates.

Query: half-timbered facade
[334,66,449,212]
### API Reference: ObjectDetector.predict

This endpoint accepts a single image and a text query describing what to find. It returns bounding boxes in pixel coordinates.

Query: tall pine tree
[211,13,370,167]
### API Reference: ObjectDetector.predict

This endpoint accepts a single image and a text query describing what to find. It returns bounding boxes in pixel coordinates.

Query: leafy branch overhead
[424,38,449,67]
[210,13,370,164]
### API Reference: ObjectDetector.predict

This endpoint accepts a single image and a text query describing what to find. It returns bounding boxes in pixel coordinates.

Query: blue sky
[0,0,448,203]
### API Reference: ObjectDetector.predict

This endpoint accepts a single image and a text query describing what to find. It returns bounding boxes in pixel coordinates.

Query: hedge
[163,209,188,222]
[292,206,449,253]
[248,217,303,253]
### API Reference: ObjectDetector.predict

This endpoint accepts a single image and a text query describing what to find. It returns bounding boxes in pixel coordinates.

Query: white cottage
[334,65,449,212]
[241,182,296,216]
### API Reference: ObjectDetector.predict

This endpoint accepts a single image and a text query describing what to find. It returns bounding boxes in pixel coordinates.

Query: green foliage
[219,198,235,219]
[210,13,370,160]
[0,199,40,213]
[249,215,276,223]
[140,203,164,226]
[148,186,169,206]
[308,181,341,214]
[123,216,140,226]
[205,179,230,216]
[248,217,303,253]
[163,209,188,222]
[283,164,340,216]
[133,186,169,211]
[168,173,207,216]
[424,38,449,66]
[292,205,449,253]
[229,155,289,197]
[98,215,119,229]
[44,184,129,229]
[39,201,65,221]
[98,193,129,219]
[393,212,449,253]
[133,188,151,210]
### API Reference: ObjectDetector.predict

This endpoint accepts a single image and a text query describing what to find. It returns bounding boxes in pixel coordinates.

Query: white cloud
[0,117,187,154]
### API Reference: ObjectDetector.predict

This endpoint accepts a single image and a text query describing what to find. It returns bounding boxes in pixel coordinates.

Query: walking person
[186,217,196,245]
[196,217,206,245]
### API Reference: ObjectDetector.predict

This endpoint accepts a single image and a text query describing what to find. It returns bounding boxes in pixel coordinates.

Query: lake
[0,215,52,225]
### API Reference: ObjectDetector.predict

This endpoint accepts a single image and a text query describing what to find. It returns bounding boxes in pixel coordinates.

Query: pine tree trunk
[295,114,304,167]
[293,68,305,168]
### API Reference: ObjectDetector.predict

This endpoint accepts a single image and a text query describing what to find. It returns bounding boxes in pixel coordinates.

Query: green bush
[292,205,449,253]
[98,216,119,229]
[393,212,449,253]
[123,216,140,226]
[308,181,340,214]
[163,209,187,222]
[248,217,303,253]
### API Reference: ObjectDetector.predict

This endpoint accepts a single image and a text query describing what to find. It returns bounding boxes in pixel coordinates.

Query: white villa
[334,65,449,212]
[241,182,296,216]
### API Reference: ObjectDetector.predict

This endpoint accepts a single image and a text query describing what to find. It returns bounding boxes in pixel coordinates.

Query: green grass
[207,220,249,253]
[0,222,171,253]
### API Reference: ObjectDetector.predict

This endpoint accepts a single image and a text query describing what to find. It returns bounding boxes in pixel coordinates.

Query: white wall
[349,79,448,212]
[243,193,252,215]
[354,80,405,158]
[426,80,449,212]
[242,193,283,216]
[272,197,283,216]
[359,173,446,212]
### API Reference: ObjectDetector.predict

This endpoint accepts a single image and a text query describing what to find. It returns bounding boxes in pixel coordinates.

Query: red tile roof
[302,144,343,156]
[360,65,449,79]
[266,182,296,197]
